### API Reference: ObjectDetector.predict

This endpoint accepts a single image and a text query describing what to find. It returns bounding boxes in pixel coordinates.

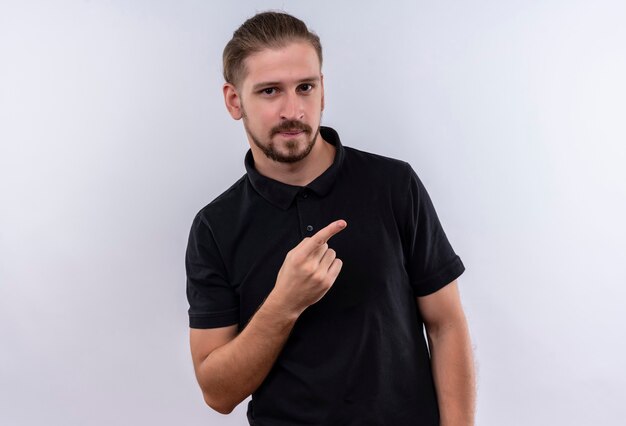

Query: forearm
[193,221,346,414]
[197,293,299,414]
[427,318,476,426]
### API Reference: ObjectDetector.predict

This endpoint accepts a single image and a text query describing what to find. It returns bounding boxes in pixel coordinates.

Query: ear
[223,83,243,120]
[320,73,325,112]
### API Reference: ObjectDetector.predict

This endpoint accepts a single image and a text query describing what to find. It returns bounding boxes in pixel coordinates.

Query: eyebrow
[252,77,320,92]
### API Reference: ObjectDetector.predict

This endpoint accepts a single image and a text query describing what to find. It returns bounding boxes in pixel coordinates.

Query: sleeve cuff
[411,255,466,297]
[189,307,239,329]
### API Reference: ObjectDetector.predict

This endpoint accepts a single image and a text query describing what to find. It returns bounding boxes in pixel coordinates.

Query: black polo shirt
[186,126,465,425]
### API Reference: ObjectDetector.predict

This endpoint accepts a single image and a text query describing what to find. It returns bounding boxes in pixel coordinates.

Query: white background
[1,1,625,425]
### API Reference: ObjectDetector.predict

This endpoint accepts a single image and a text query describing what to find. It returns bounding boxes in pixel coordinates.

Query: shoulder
[193,174,248,227]
[342,145,414,184]
[341,146,424,221]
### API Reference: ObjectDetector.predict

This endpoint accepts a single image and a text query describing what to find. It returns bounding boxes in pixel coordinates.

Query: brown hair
[223,11,323,87]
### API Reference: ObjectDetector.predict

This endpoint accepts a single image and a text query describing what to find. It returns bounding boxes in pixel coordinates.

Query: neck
[250,134,336,187]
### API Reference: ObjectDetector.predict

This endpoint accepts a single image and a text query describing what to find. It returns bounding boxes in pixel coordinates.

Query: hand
[270,220,347,316]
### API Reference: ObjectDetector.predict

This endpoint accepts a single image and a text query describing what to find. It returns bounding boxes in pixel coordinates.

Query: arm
[190,220,347,414]
[189,296,299,414]
[417,280,476,426]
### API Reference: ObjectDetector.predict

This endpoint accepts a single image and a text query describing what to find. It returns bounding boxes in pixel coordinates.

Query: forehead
[241,41,321,90]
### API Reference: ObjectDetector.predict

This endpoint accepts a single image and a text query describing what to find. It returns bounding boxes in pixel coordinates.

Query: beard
[242,107,321,164]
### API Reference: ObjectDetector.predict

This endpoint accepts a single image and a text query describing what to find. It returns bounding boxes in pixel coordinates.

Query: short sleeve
[401,165,465,297]
[185,212,239,328]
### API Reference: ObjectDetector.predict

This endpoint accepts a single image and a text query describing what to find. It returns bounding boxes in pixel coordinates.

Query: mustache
[270,120,312,136]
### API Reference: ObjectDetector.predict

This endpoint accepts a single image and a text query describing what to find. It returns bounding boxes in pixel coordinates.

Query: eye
[298,83,314,93]
[260,87,278,95]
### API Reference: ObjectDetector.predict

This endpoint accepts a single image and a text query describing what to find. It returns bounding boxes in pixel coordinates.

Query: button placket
[296,189,316,238]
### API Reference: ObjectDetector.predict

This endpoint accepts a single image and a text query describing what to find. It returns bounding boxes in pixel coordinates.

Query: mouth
[271,120,313,138]
[277,130,305,137]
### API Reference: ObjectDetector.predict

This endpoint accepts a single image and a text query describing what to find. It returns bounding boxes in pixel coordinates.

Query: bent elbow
[203,392,235,415]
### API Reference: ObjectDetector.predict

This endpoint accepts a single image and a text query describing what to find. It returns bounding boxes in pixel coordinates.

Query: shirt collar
[244,126,345,210]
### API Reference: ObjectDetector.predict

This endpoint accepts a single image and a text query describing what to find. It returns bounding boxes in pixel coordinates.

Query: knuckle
[302,263,316,276]
[288,248,306,261]
[313,270,326,283]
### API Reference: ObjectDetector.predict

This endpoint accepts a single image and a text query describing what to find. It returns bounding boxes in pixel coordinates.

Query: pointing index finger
[305,220,347,252]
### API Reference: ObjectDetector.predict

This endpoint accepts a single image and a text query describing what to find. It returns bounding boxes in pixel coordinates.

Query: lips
[276,129,306,137]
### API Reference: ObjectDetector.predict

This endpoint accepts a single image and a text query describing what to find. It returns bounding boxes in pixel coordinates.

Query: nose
[280,91,304,121]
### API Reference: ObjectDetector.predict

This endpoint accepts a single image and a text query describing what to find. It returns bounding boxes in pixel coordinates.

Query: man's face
[228,41,324,164]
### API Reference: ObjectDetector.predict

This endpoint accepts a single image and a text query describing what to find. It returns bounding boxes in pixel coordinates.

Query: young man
[186,11,475,425]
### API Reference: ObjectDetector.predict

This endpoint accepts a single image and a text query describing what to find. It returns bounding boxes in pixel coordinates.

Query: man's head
[222,12,325,164]
[222,11,323,89]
